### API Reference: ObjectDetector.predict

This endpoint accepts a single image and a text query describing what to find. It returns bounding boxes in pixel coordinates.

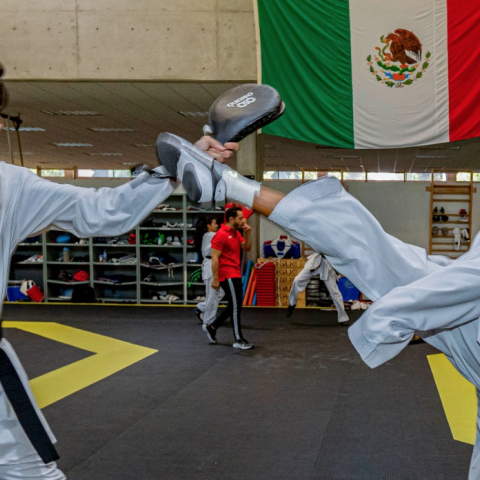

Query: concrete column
[235,132,264,261]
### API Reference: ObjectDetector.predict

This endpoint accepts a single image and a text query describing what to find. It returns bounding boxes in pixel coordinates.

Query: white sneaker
[453,228,461,251]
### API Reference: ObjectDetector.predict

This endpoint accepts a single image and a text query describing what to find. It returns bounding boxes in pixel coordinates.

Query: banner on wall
[254,0,480,148]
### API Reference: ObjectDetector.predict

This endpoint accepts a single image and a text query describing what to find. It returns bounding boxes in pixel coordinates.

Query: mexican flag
[254,0,480,148]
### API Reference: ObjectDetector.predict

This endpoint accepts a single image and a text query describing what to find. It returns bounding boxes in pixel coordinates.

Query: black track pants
[211,277,244,341]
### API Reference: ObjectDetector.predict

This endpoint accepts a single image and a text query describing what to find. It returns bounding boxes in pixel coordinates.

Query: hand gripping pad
[0,63,8,112]
[207,84,285,144]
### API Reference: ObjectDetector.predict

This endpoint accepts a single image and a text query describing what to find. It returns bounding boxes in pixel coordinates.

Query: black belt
[205,256,211,259]
[0,339,59,464]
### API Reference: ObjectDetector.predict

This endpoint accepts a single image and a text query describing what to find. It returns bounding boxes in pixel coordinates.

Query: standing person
[158,132,480,478]
[202,207,253,349]
[193,217,224,324]
[287,253,349,324]
[0,71,240,480]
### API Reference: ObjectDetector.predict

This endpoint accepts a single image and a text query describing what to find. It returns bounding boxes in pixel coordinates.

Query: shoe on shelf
[233,339,254,350]
[202,324,217,344]
[453,228,461,251]
[462,228,470,241]
[459,216,468,222]
[194,307,204,324]
[442,227,449,236]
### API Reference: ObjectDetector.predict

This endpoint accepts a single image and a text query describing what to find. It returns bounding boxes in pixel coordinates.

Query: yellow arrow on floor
[4,322,158,409]
[428,353,477,445]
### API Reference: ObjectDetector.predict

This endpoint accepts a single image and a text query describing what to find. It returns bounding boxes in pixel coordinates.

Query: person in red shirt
[203,207,253,349]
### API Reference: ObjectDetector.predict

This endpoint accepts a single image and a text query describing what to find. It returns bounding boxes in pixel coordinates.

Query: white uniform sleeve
[348,259,480,368]
[289,268,313,306]
[4,164,174,244]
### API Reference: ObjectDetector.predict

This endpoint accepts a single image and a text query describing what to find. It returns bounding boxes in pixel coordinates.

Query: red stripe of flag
[448,0,480,141]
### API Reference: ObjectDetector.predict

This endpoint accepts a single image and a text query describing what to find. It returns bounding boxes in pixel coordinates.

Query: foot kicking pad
[156,133,216,203]
[204,84,285,144]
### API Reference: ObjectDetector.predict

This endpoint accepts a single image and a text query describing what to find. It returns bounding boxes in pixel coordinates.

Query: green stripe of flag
[257,0,355,147]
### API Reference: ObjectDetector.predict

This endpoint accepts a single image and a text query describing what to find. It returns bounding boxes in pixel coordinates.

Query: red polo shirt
[211,224,245,282]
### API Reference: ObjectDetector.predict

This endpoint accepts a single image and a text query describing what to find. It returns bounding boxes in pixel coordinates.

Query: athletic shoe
[194,307,204,324]
[202,324,217,344]
[233,339,254,350]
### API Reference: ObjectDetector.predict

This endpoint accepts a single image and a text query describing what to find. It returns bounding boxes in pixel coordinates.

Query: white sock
[213,163,261,208]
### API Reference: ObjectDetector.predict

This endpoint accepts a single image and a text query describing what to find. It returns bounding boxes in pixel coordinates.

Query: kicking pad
[205,84,285,144]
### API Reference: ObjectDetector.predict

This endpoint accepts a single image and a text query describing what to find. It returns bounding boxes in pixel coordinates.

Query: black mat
[2,305,473,480]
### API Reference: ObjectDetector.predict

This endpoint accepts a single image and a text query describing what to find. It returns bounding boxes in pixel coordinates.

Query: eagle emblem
[366,29,431,88]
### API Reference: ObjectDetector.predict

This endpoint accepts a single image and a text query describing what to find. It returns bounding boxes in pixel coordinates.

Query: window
[367,172,403,181]
[343,172,366,181]
[456,172,480,182]
[263,171,278,180]
[40,169,65,178]
[278,171,302,180]
[406,173,431,181]
[263,171,302,180]
[303,171,319,180]
[78,169,132,178]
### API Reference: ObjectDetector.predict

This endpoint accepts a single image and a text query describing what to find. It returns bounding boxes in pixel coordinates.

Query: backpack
[71,284,97,303]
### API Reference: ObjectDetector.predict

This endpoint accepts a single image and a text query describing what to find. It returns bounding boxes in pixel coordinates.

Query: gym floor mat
[2,304,472,480]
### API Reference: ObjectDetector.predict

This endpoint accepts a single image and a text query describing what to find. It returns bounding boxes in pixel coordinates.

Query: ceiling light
[179,111,209,117]
[122,162,136,165]
[133,143,155,147]
[89,128,135,132]
[53,143,93,147]
[41,110,101,116]
[86,153,123,156]
[3,127,45,132]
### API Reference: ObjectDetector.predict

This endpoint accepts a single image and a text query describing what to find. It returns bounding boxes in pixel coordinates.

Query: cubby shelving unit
[429,169,474,259]
[8,192,225,304]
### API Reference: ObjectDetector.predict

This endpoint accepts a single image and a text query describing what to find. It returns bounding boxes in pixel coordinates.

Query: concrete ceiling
[1,81,480,173]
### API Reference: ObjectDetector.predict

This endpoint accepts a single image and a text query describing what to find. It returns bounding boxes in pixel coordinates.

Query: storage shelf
[92,262,137,266]
[432,221,470,225]
[93,244,135,247]
[139,244,186,248]
[98,297,138,303]
[47,261,90,265]
[140,263,184,270]
[11,193,227,304]
[140,299,184,304]
[46,243,88,247]
[140,227,193,231]
[48,279,89,285]
[433,198,470,202]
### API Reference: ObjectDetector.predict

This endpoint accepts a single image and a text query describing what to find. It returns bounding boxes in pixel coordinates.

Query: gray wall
[48,176,480,256]
[0,0,256,81]
[259,180,480,255]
